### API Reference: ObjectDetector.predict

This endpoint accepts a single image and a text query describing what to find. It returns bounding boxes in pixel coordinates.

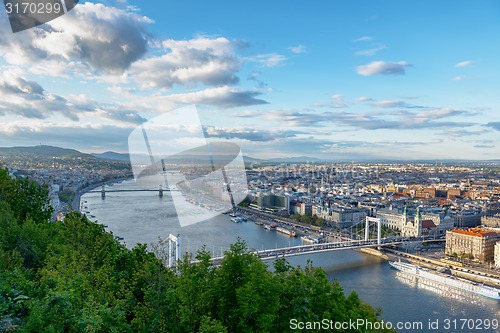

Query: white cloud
[130,37,240,90]
[164,86,268,108]
[355,45,386,56]
[456,60,473,68]
[238,107,476,130]
[0,69,147,123]
[204,126,299,141]
[289,45,307,54]
[371,100,408,108]
[356,61,412,76]
[246,53,287,67]
[331,94,343,101]
[354,36,372,42]
[331,103,348,109]
[452,75,476,81]
[0,120,134,152]
[0,3,152,74]
[107,86,137,95]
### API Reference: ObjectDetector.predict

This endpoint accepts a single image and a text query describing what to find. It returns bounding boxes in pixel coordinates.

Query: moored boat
[389,260,500,300]
[231,216,244,223]
[276,226,296,237]
[301,235,320,243]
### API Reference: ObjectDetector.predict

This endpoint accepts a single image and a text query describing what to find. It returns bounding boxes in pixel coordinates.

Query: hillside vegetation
[0,168,393,332]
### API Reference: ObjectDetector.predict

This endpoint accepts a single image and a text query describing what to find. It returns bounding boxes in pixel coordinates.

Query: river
[81,180,500,333]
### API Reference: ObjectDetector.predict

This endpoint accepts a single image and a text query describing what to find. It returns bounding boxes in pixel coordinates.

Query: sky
[0,0,499,160]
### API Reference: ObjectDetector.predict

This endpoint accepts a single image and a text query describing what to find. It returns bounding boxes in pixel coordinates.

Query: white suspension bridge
[160,216,442,268]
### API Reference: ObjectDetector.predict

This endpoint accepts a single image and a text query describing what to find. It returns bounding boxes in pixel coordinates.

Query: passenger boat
[276,226,296,237]
[389,260,500,300]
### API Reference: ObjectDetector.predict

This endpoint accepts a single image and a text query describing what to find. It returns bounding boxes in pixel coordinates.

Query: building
[495,241,500,268]
[445,228,500,263]
[328,206,367,229]
[447,188,461,199]
[292,202,306,215]
[482,215,500,228]
[422,207,454,235]
[251,193,289,213]
[377,206,405,231]
[454,209,482,228]
[377,206,454,236]
[401,207,420,237]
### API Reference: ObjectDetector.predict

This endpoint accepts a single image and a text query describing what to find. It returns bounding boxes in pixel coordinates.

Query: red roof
[422,219,437,229]
[450,228,499,238]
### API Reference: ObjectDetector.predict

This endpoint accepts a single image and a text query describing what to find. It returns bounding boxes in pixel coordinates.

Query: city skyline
[1,0,499,160]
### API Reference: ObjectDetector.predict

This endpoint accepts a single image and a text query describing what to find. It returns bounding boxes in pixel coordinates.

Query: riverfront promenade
[236,206,500,288]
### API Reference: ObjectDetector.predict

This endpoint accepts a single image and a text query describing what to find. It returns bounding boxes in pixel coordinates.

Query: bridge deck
[206,240,403,264]
[89,189,176,193]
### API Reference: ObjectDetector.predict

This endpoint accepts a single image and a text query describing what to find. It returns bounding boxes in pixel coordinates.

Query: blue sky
[0,0,499,160]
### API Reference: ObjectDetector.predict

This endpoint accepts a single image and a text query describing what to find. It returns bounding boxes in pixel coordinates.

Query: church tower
[414,207,422,237]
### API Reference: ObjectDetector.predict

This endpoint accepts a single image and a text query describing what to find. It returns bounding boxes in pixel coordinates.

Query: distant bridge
[89,185,178,198]
[88,189,178,193]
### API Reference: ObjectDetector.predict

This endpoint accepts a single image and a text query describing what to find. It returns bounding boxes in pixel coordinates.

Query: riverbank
[237,207,500,289]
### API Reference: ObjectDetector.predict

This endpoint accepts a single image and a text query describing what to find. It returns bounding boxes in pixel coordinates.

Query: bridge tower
[159,185,163,197]
[364,216,382,245]
[101,185,105,199]
[166,234,180,269]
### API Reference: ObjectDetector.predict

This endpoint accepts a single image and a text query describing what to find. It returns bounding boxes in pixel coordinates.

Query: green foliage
[57,189,75,204]
[290,213,326,227]
[0,168,53,224]
[0,168,393,332]
[381,225,398,238]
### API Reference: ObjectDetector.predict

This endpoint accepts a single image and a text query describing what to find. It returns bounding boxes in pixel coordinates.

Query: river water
[82,180,500,333]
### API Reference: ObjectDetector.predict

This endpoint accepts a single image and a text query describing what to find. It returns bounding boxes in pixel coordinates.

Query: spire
[402,206,408,223]
[415,206,422,223]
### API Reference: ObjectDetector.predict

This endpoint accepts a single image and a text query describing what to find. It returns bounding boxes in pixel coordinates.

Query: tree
[0,168,53,224]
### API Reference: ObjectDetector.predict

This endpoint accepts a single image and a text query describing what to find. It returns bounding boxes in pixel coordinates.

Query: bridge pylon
[166,234,180,269]
[365,217,382,245]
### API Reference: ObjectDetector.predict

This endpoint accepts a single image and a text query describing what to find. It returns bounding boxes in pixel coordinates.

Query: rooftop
[450,227,499,238]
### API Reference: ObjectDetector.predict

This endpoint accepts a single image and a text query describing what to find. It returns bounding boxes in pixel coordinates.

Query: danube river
[82,180,500,333]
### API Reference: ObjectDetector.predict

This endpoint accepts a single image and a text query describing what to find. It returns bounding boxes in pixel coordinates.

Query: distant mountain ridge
[0,145,96,159]
[91,151,131,162]
[1,145,499,164]
[267,156,327,163]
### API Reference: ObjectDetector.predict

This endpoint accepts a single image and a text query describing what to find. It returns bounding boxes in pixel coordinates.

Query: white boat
[276,226,296,237]
[389,260,500,300]
[231,216,244,223]
[301,235,319,243]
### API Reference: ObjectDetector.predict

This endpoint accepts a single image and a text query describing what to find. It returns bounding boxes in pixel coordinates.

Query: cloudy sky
[1,0,499,160]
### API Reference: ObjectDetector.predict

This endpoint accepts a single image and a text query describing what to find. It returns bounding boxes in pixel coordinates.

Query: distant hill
[242,156,263,164]
[2,146,499,165]
[266,156,328,163]
[92,151,130,162]
[0,145,96,160]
